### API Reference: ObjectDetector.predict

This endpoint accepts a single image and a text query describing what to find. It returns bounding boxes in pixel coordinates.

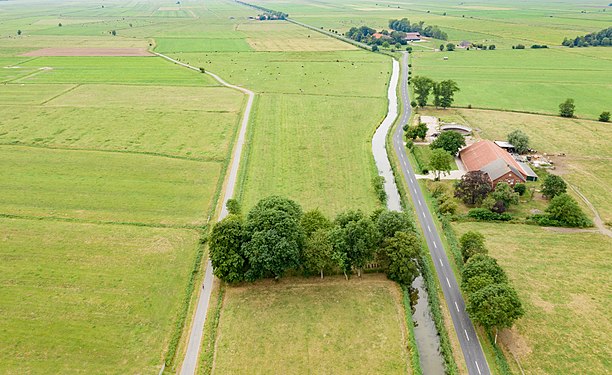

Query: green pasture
[412,48,611,118]
[240,93,386,215]
[173,50,390,96]
[155,37,253,53]
[0,146,220,226]
[0,218,199,374]
[412,145,458,174]
[214,276,410,374]
[454,222,612,375]
[12,57,219,86]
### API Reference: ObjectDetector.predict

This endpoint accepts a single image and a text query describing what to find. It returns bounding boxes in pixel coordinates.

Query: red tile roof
[459,140,527,177]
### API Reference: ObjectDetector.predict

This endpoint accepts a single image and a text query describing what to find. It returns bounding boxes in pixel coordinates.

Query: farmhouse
[372,32,392,40]
[404,32,421,41]
[459,140,537,186]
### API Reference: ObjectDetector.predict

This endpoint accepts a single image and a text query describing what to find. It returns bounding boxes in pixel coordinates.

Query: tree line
[562,26,612,47]
[345,26,408,47]
[458,231,524,342]
[210,196,422,285]
[388,18,448,40]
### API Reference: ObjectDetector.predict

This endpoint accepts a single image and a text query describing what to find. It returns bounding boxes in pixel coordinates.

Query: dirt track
[21,47,153,57]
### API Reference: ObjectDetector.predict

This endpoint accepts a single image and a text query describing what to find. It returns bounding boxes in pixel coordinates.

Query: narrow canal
[372,58,445,375]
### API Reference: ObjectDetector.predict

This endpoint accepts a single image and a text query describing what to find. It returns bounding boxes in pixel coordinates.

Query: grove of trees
[388,18,448,40]
[562,26,612,47]
[210,196,423,285]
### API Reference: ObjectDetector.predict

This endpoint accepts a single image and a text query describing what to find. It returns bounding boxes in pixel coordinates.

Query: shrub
[546,193,592,227]
[468,208,512,221]
[599,111,610,122]
[513,183,526,196]
[372,176,387,204]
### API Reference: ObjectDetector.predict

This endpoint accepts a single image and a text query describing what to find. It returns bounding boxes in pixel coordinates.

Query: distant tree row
[257,11,287,20]
[344,26,409,47]
[562,26,612,47]
[388,18,448,40]
[210,196,422,285]
[458,232,524,342]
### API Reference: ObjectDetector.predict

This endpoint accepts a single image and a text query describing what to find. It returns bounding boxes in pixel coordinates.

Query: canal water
[372,59,446,374]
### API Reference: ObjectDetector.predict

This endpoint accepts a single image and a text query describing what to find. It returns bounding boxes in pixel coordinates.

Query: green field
[214,276,410,374]
[249,0,611,118]
[0,1,250,371]
[0,218,200,374]
[454,222,612,375]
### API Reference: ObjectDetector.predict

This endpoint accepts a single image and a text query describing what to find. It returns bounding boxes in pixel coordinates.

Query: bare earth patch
[21,47,153,57]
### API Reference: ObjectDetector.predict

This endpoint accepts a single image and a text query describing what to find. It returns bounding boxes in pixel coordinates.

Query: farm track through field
[153,52,255,375]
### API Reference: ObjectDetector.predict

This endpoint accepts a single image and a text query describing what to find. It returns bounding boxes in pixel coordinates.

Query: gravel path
[154,52,255,375]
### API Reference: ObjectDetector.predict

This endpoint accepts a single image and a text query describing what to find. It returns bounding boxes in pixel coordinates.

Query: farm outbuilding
[459,140,537,186]
[404,32,421,41]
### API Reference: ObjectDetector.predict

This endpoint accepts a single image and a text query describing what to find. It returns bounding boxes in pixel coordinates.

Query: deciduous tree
[467,283,524,342]
[490,182,519,207]
[330,210,379,277]
[209,215,247,283]
[454,171,492,205]
[429,148,452,180]
[378,231,420,285]
[412,76,434,107]
[459,231,487,263]
[430,130,465,155]
[559,98,575,117]
[546,193,592,228]
[438,79,460,108]
[541,174,567,199]
[302,228,335,278]
[507,129,530,154]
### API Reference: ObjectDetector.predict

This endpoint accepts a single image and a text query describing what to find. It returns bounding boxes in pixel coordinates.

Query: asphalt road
[392,52,491,375]
[155,52,255,375]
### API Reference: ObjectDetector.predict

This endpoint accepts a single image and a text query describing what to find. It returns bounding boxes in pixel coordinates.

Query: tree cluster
[431,130,465,156]
[507,129,530,154]
[455,173,519,214]
[460,238,524,340]
[531,174,591,227]
[562,27,612,47]
[210,196,422,285]
[388,18,448,40]
[257,11,287,20]
[411,76,460,109]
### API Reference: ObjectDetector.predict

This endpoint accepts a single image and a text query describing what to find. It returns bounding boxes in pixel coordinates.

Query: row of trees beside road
[458,232,524,342]
[210,196,423,285]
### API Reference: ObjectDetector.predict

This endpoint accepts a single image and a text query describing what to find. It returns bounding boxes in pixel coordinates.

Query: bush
[546,193,592,227]
[372,176,387,204]
[468,208,512,221]
[599,111,610,122]
[513,183,526,196]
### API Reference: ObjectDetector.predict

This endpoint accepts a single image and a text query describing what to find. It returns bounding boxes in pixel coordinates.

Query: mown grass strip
[401,287,423,375]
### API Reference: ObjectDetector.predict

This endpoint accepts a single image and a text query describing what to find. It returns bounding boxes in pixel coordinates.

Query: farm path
[568,183,612,237]
[154,52,255,375]
[392,52,491,375]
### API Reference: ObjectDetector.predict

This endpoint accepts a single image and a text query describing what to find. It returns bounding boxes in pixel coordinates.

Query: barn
[459,140,537,187]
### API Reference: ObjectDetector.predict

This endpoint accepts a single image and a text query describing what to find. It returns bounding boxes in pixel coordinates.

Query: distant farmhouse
[404,32,421,41]
[460,140,538,187]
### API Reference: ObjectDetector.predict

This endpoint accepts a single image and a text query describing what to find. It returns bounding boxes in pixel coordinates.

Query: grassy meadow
[454,222,612,375]
[250,0,611,119]
[0,1,251,372]
[213,275,410,374]
[0,217,201,374]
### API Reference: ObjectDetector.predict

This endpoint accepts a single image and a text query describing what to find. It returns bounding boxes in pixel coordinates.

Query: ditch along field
[250,0,612,119]
[454,223,612,375]
[213,275,411,374]
[0,3,247,370]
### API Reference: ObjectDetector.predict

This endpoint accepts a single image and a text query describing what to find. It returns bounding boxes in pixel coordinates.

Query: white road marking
[455,301,460,312]
[475,361,482,375]
[446,277,451,288]
[427,225,432,232]
[465,329,470,341]
[418,200,422,207]
[439,258,443,267]
[433,241,437,248]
